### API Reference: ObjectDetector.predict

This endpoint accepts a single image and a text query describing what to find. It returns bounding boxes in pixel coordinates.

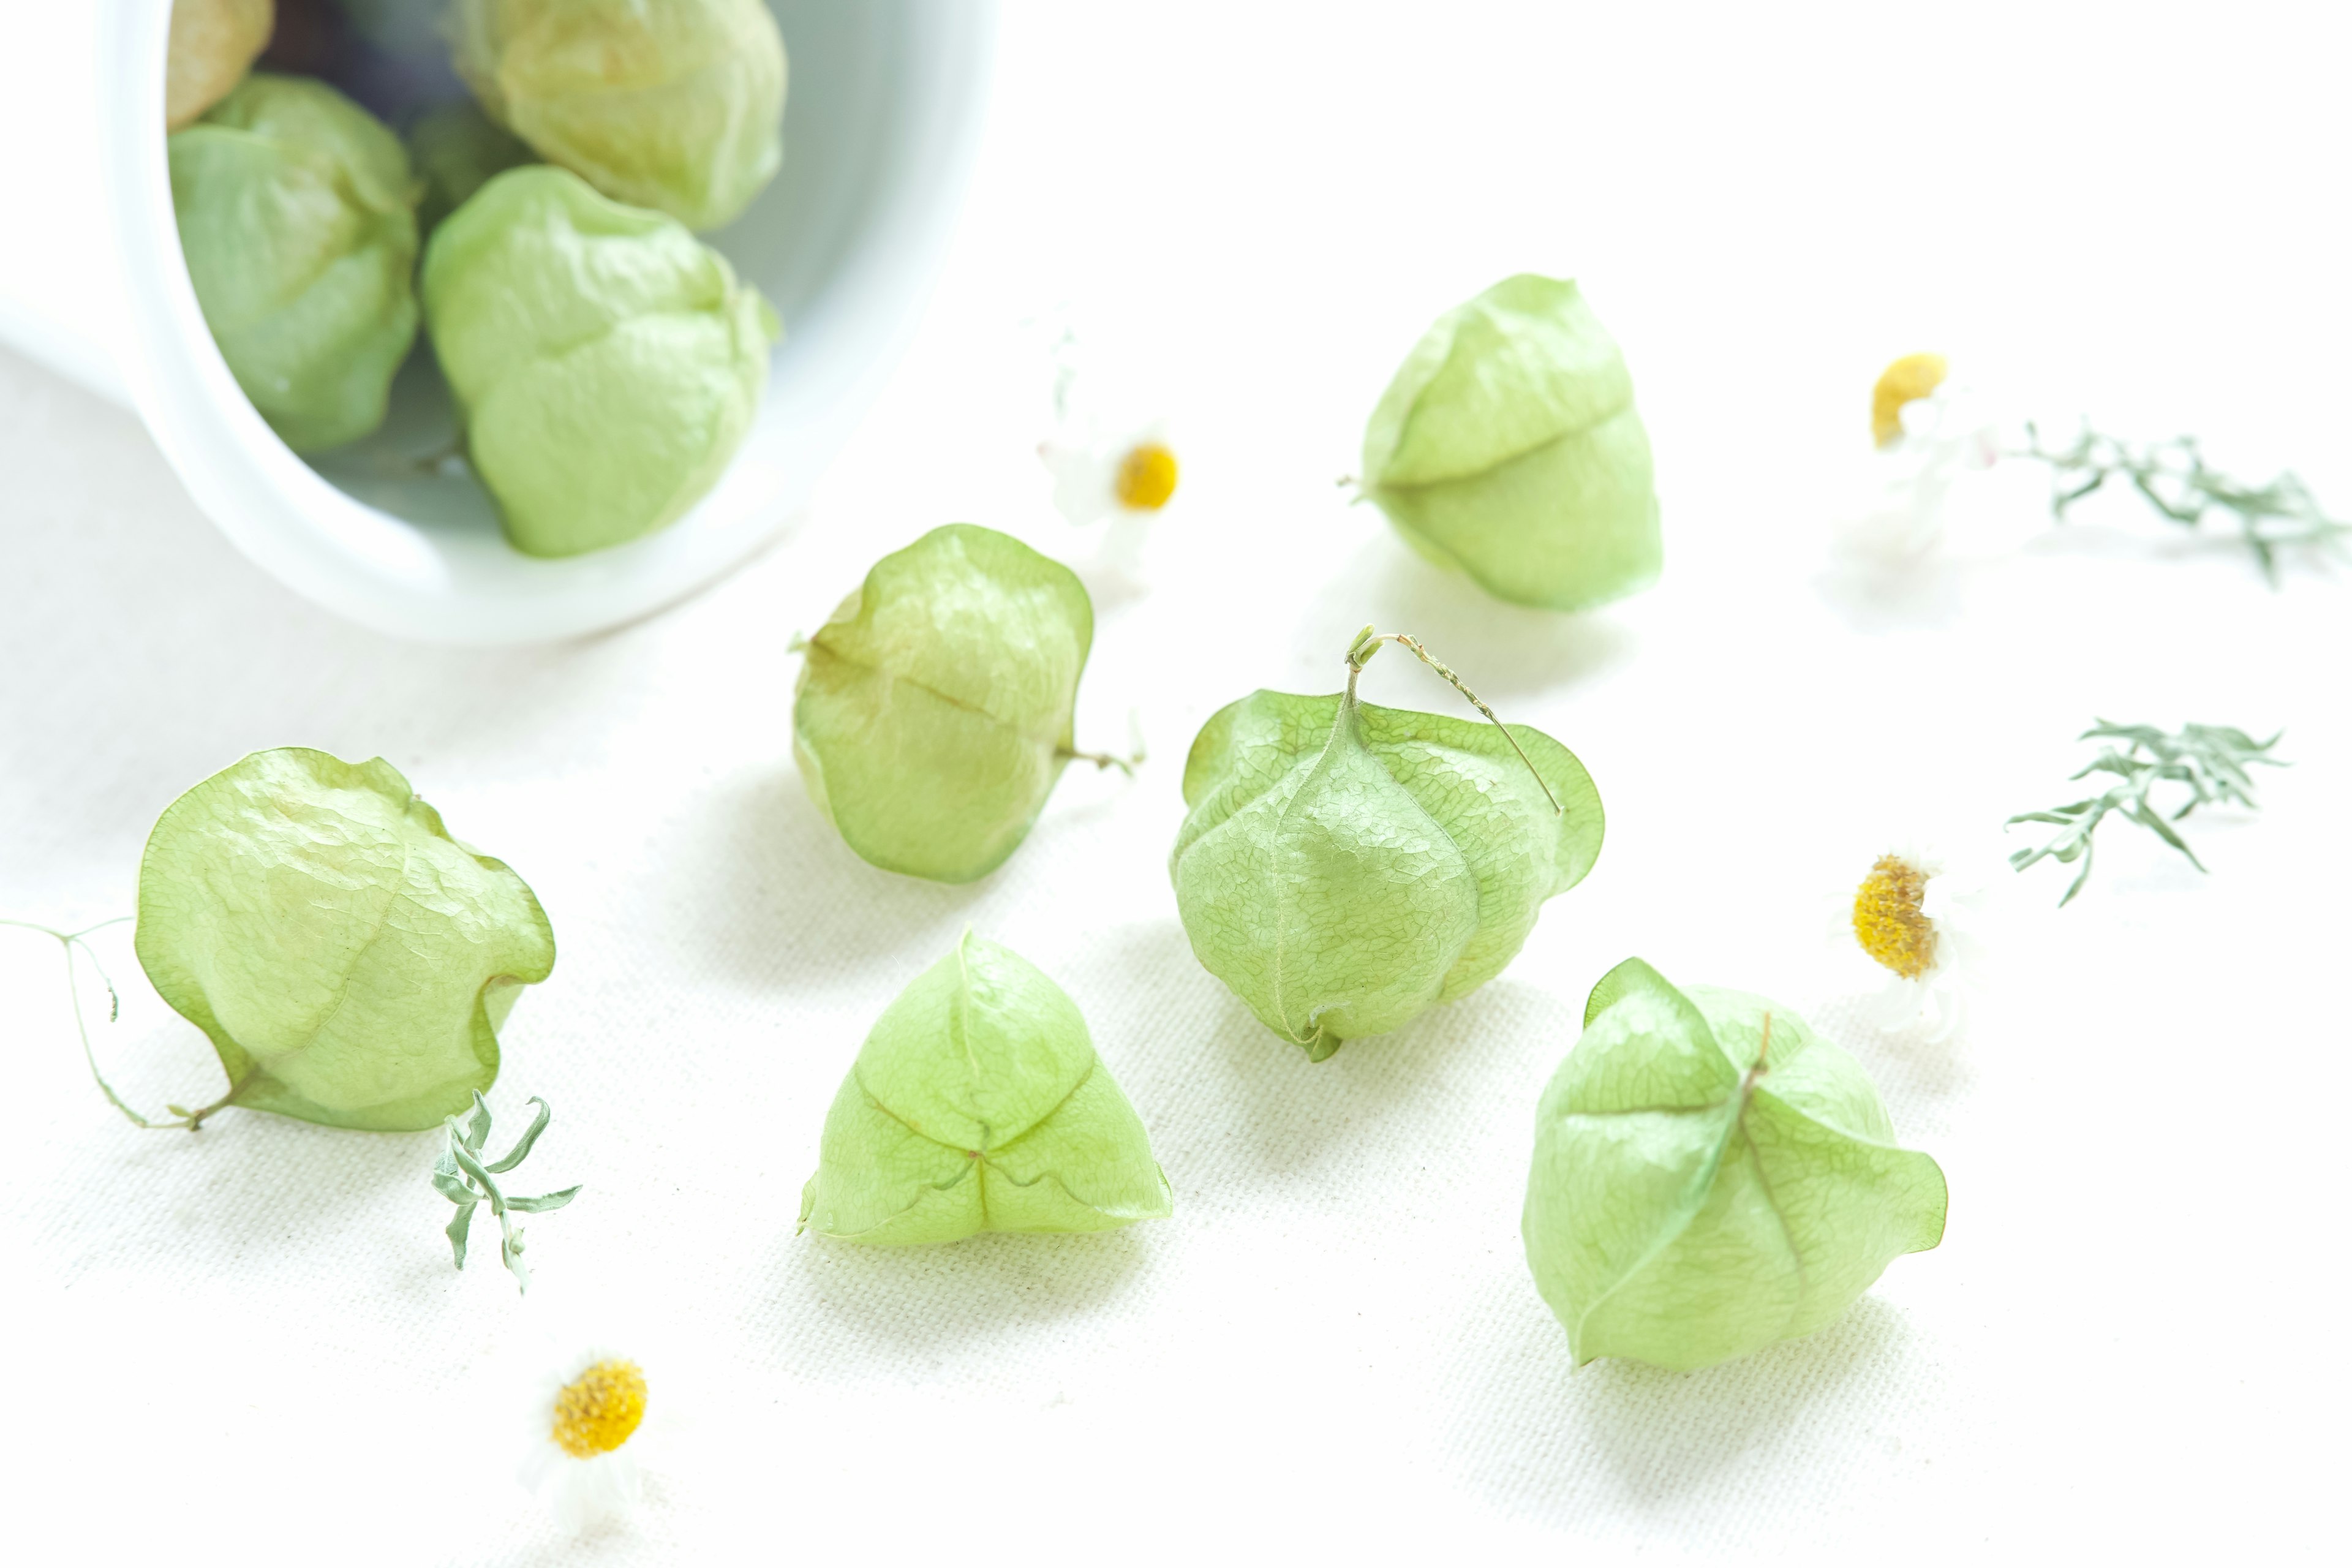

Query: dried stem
[1344,627,1562,814]
[1734,1013,1775,1129]
[1060,711,1148,777]
[1059,744,1144,777]
[407,432,468,474]
[0,916,241,1130]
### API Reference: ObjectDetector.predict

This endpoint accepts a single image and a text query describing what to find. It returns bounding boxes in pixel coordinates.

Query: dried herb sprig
[2006,721,2284,904]
[2022,421,2348,583]
[432,1092,581,1293]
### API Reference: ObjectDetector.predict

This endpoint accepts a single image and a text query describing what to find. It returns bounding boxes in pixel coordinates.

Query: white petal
[517,1440,563,1491]
[1039,440,1118,527]
[1834,383,2010,564]
[549,1450,643,1533]
[1039,414,1174,529]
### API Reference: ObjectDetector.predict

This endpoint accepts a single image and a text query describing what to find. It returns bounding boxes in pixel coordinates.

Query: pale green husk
[449,0,788,232]
[165,0,272,130]
[421,165,780,558]
[409,99,536,232]
[1363,274,1660,611]
[134,748,557,1132]
[1170,687,1603,1060]
[794,525,1096,884]
[169,74,422,452]
[799,933,1173,1245]
[1523,959,1947,1371]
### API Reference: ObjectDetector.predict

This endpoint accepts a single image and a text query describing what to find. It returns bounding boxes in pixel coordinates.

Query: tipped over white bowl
[0,0,995,644]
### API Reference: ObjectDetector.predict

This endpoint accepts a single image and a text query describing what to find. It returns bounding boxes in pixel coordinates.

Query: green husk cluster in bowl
[164,0,790,559]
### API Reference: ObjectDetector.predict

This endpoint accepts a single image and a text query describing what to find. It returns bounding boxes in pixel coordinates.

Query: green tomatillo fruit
[799,932,1173,1245]
[165,0,273,131]
[421,165,780,558]
[1363,274,1660,611]
[448,0,788,232]
[1170,628,1603,1061]
[169,74,422,452]
[409,99,536,233]
[1523,958,1947,1371]
[134,748,557,1132]
[794,524,1110,884]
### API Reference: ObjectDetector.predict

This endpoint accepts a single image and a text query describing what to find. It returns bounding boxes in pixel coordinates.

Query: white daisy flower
[1828,837,1994,1044]
[514,1333,666,1533]
[1039,417,1181,529]
[1038,413,1182,598]
[1025,309,1183,597]
[1831,353,2003,564]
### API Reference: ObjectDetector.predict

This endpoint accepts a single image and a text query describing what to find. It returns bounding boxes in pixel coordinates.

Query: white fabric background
[3,2,2346,1562]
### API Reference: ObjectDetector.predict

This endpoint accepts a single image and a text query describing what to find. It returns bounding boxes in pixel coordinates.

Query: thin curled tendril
[1344,626,1563,815]
[0,917,243,1130]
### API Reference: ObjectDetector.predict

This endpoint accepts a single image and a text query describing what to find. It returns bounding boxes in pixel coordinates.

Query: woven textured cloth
[3,4,2345,1561]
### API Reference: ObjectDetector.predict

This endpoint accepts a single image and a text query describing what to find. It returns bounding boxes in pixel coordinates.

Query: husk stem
[0,917,243,1130]
[1344,627,1563,815]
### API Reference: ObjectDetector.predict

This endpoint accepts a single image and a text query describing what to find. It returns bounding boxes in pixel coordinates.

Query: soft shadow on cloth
[1290,537,1639,700]
[1811,556,1978,634]
[1071,919,1577,1197]
[12,921,441,1292]
[675,769,989,993]
[1809,992,1980,1109]
[2019,514,2330,580]
[1443,1283,1932,1526]
[769,1221,1159,1358]
[30,1108,437,1290]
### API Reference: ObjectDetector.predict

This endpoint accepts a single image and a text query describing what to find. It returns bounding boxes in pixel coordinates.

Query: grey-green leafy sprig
[2022,421,2348,583]
[432,1092,581,1293]
[2006,721,2284,904]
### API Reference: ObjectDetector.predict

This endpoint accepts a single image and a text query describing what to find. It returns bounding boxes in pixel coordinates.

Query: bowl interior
[153,0,989,641]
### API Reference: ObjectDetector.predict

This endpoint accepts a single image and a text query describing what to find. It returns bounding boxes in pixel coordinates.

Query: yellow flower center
[551,1359,647,1459]
[1113,442,1179,511]
[1852,854,1938,980]
[1871,353,1948,448]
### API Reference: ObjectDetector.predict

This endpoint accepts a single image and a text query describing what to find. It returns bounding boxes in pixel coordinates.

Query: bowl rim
[102,0,997,646]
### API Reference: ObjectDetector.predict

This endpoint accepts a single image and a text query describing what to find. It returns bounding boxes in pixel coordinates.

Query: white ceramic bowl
[0,0,995,644]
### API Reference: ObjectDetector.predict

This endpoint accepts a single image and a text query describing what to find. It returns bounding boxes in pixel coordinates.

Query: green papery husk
[420,165,780,557]
[1523,959,1948,1372]
[798,932,1173,1245]
[133,748,557,1132]
[448,0,788,232]
[1169,685,1603,1060]
[1363,274,1661,611]
[409,99,537,233]
[793,525,1096,884]
[166,0,273,130]
[169,74,422,452]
